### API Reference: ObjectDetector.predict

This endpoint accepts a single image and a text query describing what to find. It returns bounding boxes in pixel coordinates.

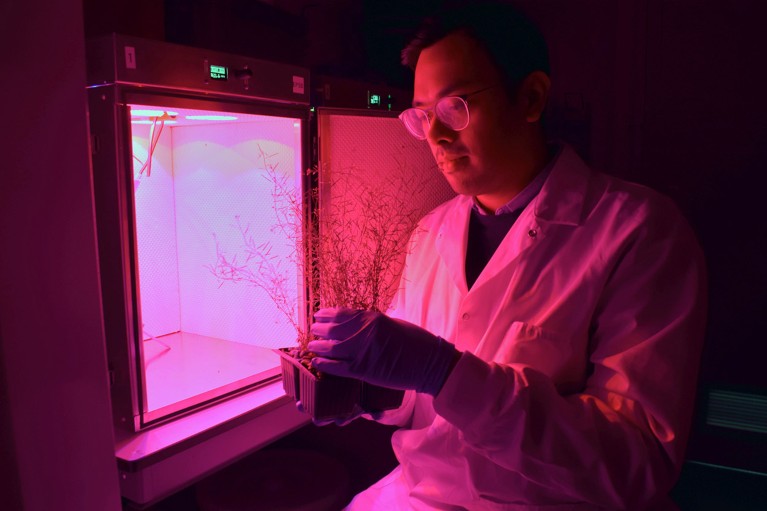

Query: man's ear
[519,71,551,123]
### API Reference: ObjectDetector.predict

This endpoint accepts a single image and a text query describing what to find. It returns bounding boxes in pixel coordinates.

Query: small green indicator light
[370,94,381,106]
[210,65,228,80]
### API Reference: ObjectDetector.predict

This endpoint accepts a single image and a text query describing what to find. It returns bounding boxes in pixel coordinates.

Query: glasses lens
[435,97,469,131]
[399,109,429,140]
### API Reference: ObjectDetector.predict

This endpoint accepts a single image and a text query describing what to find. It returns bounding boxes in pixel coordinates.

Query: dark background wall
[81,0,766,505]
[1,0,123,510]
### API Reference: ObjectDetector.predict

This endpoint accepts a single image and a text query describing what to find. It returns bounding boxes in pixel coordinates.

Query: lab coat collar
[433,143,592,294]
[435,197,473,294]
[532,144,592,227]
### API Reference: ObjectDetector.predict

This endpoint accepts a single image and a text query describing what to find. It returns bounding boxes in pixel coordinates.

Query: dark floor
[124,421,767,511]
[670,461,767,510]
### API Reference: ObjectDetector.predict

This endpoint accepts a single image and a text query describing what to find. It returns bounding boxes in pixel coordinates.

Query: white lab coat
[346,145,707,510]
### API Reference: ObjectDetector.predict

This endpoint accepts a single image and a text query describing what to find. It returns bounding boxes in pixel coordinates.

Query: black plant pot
[275,348,404,421]
[276,348,301,400]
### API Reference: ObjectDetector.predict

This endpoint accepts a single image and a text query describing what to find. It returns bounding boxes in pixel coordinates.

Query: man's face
[413,32,537,209]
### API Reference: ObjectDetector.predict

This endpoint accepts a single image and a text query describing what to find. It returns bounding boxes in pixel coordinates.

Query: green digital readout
[367,92,393,110]
[210,65,228,80]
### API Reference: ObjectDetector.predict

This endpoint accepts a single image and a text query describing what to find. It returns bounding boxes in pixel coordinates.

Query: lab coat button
[528,229,537,238]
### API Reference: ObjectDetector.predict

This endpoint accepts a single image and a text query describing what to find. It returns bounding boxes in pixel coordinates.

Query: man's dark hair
[401,1,550,98]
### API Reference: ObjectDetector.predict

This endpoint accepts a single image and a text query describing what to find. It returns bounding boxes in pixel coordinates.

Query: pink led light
[131,120,177,125]
[185,115,238,121]
[132,109,179,117]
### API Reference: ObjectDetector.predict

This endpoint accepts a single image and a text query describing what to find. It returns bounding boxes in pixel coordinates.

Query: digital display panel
[210,65,228,81]
[367,92,393,110]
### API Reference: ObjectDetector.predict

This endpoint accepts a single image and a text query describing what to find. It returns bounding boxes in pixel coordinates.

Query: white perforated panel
[317,112,455,311]
[131,109,304,350]
[132,124,181,339]
[319,113,453,212]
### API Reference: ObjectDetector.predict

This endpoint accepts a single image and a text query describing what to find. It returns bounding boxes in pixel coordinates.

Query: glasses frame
[398,85,497,140]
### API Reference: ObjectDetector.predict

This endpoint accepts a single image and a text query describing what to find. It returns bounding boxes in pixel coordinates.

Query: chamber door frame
[89,84,312,435]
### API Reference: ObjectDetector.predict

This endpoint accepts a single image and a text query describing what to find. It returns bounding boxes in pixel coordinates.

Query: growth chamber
[86,34,452,505]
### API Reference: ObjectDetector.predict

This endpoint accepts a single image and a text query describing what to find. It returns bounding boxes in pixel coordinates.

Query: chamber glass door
[128,102,304,425]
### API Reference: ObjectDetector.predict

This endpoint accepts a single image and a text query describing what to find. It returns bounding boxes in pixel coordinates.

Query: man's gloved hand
[308,308,459,396]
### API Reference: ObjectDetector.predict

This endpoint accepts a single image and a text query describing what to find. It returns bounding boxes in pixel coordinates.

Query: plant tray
[276,348,301,400]
[275,348,405,421]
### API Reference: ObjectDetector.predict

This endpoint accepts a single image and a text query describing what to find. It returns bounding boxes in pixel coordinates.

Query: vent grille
[706,389,767,434]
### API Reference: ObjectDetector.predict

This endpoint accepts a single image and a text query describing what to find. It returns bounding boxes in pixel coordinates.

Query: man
[308,2,707,509]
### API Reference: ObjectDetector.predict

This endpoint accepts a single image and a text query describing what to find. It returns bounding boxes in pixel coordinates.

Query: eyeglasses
[398,86,497,140]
